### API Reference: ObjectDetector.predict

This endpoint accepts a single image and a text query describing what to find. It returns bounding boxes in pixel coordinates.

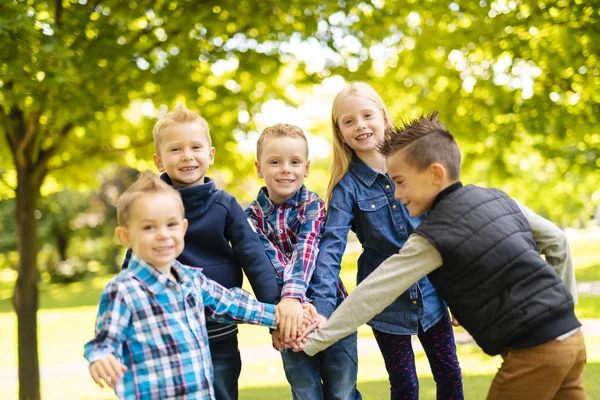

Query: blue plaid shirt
[84,254,276,399]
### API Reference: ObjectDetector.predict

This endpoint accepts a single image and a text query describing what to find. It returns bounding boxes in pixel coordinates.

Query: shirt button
[371,204,375,209]
[412,300,417,305]
[278,229,283,233]
[385,185,390,189]
[399,225,404,230]
[278,209,283,213]
[392,204,397,209]
[286,252,291,257]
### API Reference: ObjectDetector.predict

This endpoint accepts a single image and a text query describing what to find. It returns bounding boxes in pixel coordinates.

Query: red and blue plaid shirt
[246,185,328,302]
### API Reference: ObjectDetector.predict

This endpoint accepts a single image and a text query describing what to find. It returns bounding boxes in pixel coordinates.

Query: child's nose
[182,148,193,159]
[356,118,367,130]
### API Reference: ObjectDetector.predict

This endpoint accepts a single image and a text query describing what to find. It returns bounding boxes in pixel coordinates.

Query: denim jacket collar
[349,155,380,187]
[128,253,194,295]
[255,185,309,216]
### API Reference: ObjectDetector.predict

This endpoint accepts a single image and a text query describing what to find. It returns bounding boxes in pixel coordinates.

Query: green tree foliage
[0,1,598,398]
[316,0,599,225]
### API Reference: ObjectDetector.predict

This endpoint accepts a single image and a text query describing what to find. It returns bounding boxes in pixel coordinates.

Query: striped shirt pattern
[84,254,276,399]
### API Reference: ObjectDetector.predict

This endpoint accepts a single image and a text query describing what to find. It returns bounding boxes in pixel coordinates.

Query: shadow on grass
[239,363,600,400]
[0,274,113,313]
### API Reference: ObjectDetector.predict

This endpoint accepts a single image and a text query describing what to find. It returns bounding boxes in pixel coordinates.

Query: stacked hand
[273,302,326,351]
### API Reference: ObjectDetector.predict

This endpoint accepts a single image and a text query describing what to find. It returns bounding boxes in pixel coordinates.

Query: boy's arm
[282,197,325,302]
[245,208,288,283]
[303,234,442,355]
[516,201,577,303]
[198,272,278,328]
[84,280,131,364]
[226,197,280,303]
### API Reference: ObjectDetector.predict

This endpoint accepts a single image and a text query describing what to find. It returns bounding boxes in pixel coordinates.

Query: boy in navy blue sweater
[123,103,280,400]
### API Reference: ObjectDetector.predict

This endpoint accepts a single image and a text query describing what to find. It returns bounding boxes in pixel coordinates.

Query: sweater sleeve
[225,196,281,304]
[515,201,577,303]
[303,234,442,356]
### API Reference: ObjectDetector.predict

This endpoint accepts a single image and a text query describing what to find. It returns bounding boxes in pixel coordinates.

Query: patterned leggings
[373,315,463,400]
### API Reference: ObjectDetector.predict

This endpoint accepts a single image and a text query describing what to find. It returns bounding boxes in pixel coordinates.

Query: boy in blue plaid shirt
[84,172,280,399]
[246,124,360,400]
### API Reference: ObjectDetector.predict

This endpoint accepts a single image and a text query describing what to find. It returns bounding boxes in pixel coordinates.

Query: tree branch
[55,0,63,27]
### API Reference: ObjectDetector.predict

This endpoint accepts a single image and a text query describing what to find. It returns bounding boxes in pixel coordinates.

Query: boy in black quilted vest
[299,112,586,400]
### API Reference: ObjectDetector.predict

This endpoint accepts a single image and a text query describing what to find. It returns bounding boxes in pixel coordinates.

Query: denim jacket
[311,156,447,334]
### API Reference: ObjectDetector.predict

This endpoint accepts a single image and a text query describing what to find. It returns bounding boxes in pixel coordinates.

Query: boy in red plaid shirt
[246,124,360,400]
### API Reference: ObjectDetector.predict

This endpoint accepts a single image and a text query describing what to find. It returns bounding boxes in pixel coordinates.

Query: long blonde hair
[325,82,394,205]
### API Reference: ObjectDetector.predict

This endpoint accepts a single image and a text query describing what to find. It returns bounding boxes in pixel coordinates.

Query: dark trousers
[209,333,241,400]
[373,315,463,400]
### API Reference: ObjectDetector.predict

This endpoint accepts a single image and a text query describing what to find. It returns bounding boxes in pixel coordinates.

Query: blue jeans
[209,333,241,400]
[281,332,362,400]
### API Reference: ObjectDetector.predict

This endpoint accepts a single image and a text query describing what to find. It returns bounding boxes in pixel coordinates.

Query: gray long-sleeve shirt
[303,202,576,356]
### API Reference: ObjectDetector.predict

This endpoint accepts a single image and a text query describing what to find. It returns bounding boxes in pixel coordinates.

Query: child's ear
[208,147,216,166]
[430,163,447,185]
[255,160,263,178]
[304,160,311,177]
[182,218,189,234]
[153,153,165,172]
[115,226,131,248]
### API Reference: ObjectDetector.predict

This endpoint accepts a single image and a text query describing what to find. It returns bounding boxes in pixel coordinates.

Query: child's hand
[89,354,127,389]
[451,315,461,327]
[301,303,318,326]
[271,329,284,352]
[275,297,303,341]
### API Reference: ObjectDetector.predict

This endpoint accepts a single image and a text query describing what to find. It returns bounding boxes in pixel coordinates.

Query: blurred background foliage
[0,0,598,277]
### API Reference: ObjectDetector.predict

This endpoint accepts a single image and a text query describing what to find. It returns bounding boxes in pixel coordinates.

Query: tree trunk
[12,171,41,400]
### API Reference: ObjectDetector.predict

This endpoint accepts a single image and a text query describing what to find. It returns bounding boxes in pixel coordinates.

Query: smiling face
[255,136,310,204]
[153,122,215,188]
[335,95,387,158]
[386,149,444,218]
[115,193,188,274]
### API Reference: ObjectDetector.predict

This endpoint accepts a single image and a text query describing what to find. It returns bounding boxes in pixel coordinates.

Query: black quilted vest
[416,185,579,355]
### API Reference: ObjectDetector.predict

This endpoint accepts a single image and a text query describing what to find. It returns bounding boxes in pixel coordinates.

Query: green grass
[238,363,600,400]
[0,230,599,399]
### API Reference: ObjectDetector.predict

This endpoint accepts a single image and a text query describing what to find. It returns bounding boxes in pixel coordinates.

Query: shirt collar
[127,253,193,295]
[349,155,380,187]
[255,185,309,216]
[431,181,463,210]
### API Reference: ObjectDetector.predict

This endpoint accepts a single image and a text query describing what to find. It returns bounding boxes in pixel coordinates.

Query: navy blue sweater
[123,174,280,339]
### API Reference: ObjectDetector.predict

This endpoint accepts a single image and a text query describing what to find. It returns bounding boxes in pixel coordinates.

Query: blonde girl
[309,82,463,400]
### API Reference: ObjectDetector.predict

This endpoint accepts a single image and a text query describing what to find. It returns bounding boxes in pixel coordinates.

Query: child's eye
[168,221,180,227]
[270,160,280,165]
[170,147,180,152]
[192,145,202,150]
[143,225,154,230]
[364,113,373,118]
[343,119,353,125]
[291,160,301,165]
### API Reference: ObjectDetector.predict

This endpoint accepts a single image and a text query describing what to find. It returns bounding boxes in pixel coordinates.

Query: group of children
[84,82,586,400]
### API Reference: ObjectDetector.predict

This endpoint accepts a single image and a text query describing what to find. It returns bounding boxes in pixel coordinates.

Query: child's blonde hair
[117,171,184,226]
[256,123,309,160]
[326,82,393,205]
[152,103,211,153]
